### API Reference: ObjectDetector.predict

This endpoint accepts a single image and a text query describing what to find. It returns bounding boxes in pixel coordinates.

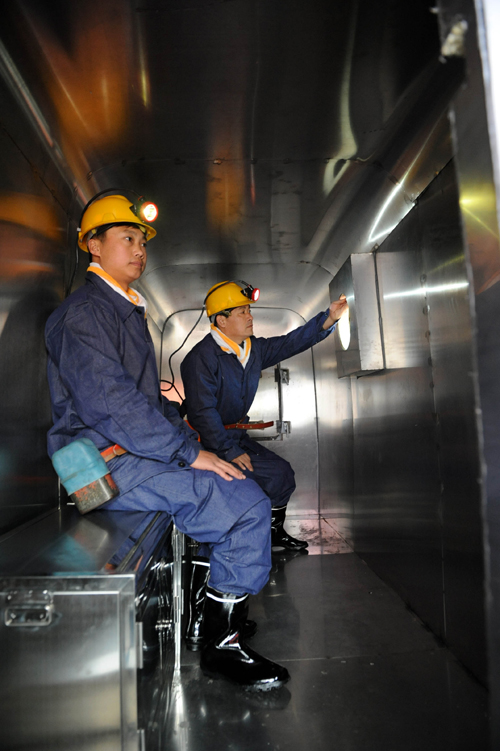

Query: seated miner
[180,281,347,649]
[44,194,289,692]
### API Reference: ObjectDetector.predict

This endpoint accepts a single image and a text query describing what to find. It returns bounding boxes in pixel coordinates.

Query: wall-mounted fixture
[329,252,385,378]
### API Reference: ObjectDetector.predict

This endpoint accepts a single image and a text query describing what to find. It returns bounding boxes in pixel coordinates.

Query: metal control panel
[329,252,385,378]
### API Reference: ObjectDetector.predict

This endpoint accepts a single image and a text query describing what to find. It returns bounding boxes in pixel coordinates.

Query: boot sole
[201,667,290,692]
[271,537,309,550]
[185,641,203,652]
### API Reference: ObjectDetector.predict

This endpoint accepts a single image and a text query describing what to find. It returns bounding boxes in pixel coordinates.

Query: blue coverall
[45,272,271,595]
[180,312,335,505]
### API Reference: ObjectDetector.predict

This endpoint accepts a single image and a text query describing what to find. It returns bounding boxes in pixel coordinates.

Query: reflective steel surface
[437,0,500,743]
[168,543,489,751]
[319,163,486,680]
[0,0,499,745]
[0,507,177,751]
[0,573,139,751]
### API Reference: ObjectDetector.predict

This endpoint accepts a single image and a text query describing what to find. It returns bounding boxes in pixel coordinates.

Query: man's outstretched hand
[323,294,348,330]
[190,450,246,481]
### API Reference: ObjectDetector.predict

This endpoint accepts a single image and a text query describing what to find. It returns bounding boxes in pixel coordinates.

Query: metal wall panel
[319,162,486,681]
[436,0,500,738]
[0,71,67,536]
[350,279,444,641]
[419,164,486,679]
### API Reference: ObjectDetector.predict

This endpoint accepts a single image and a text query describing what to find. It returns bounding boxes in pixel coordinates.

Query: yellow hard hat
[78,194,157,251]
[204,280,260,318]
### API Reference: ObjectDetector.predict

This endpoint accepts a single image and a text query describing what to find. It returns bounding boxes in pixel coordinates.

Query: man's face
[217,304,254,343]
[88,225,147,289]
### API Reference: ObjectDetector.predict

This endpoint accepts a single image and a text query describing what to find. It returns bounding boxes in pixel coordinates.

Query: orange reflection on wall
[0,193,62,281]
[25,1,133,185]
[206,154,246,236]
[206,75,247,238]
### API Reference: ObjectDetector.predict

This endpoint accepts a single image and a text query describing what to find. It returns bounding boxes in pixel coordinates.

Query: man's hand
[190,450,246,481]
[323,294,348,329]
[232,452,254,472]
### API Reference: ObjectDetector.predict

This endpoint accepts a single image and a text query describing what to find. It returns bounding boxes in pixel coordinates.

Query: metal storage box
[0,507,177,751]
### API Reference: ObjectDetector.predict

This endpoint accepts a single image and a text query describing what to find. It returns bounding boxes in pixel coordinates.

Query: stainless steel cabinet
[0,508,176,751]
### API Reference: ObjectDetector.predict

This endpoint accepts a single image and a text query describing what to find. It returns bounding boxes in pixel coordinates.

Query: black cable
[64,187,79,298]
[160,307,205,400]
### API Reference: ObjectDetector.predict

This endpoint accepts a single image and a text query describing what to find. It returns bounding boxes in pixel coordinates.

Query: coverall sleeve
[181,354,243,462]
[161,395,203,447]
[259,310,335,370]
[52,304,200,465]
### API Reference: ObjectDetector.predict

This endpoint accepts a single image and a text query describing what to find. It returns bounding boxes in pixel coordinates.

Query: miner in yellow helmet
[44,195,291,692]
[180,279,347,648]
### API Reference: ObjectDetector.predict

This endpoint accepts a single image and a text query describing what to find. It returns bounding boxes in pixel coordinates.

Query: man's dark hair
[212,309,232,328]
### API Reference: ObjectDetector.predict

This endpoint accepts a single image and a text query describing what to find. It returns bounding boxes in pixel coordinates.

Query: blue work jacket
[45,273,200,495]
[180,311,335,461]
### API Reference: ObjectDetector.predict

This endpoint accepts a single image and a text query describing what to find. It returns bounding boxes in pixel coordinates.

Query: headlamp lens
[239,282,260,302]
[141,202,158,222]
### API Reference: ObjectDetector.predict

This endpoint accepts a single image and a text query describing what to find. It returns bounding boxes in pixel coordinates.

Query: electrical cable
[160,307,205,402]
[64,187,79,298]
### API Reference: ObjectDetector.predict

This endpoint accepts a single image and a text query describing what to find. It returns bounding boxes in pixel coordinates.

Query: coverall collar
[85,271,144,323]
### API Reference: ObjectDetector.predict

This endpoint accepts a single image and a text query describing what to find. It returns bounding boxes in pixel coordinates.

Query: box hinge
[136,620,144,670]
[4,589,54,627]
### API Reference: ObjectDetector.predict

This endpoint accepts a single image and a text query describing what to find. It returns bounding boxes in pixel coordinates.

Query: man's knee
[266,456,296,498]
[281,458,295,489]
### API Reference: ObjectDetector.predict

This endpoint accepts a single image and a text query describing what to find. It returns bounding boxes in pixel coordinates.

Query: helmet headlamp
[204,279,261,318]
[132,198,159,223]
[245,285,260,302]
[237,282,260,302]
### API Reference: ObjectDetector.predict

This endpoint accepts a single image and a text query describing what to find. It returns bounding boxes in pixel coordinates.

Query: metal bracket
[276,420,291,435]
[155,559,174,638]
[172,526,185,671]
[275,367,289,385]
[136,621,144,670]
[4,589,54,627]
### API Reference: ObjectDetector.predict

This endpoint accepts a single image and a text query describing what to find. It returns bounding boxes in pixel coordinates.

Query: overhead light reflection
[383,281,469,300]
[136,22,151,108]
[0,39,54,148]
[460,205,499,240]
[322,1,359,197]
[368,182,404,243]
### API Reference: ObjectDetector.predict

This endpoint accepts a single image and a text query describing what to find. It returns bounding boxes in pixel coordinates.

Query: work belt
[100,444,128,463]
[224,421,274,430]
[100,419,275,461]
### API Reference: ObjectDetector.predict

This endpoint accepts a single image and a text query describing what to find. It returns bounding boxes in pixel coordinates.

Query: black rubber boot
[185,557,257,651]
[271,506,308,550]
[185,556,211,651]
[200,586,290,692]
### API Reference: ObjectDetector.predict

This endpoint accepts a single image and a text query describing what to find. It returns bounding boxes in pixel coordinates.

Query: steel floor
[165,519,489,751]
